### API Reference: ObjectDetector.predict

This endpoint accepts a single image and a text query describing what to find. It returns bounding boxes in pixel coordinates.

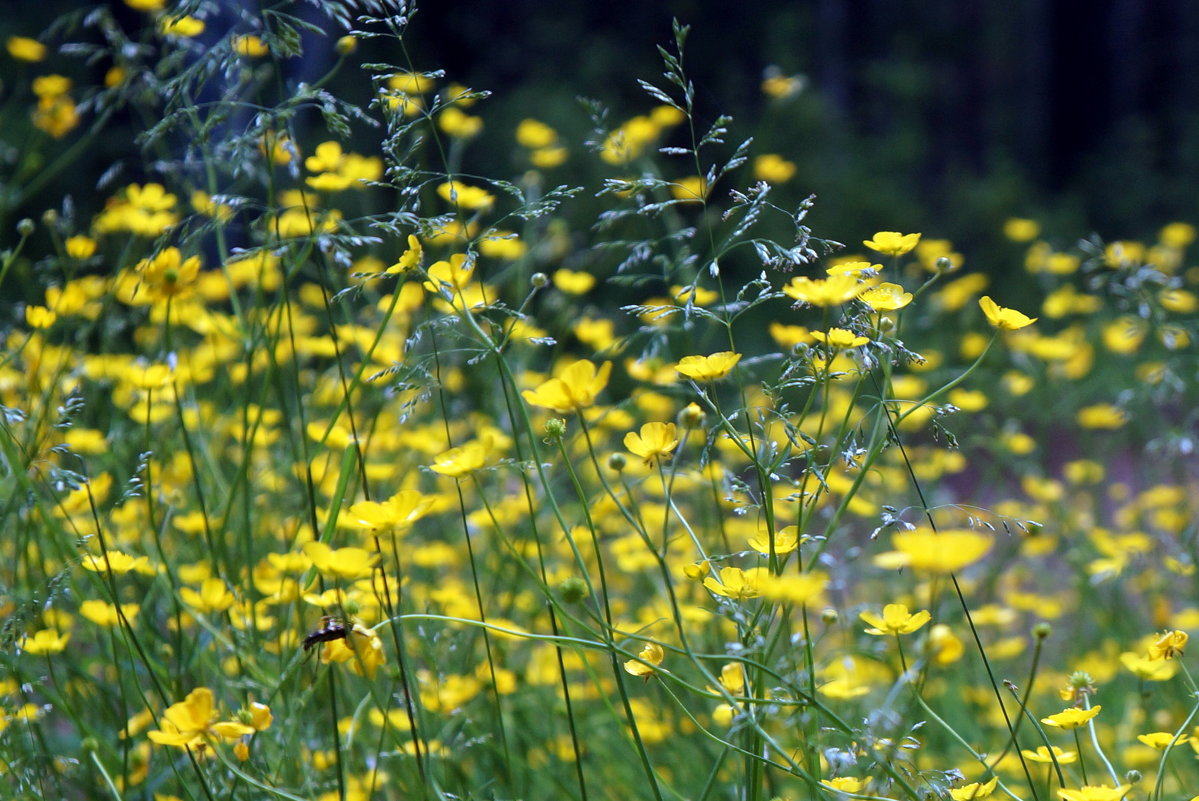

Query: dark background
[408,0,1199,246]
[6,0,1199,262]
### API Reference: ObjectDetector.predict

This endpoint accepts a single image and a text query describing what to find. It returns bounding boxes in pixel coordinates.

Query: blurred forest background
[5,0,1199,270]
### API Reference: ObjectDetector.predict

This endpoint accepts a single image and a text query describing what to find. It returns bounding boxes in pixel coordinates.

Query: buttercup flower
[1041,705,1101,729]
[873,528,992,573]
[675,351,741,381]
[624,422,679,466]
[863,231,921,256]
[1148,629,1187,660]
[859,603,931,636]
[1056,786,1129,801]
[783,274,864,307]
[623,641,665,678]
[522,359,612,413]
[979,296,1037,330]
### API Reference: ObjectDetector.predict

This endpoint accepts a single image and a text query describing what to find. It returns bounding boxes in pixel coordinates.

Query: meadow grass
[1,4,1198,801]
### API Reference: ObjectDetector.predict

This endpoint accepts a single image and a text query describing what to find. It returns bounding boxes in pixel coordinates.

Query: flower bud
[820,607,838,625]
[677,402,705,429]
[16,218,34,236]
[530,272,549,288]
[543,418,566,441]
[607,452,626,472]
[335,35,357,55]
[558,576,588,603]
[1124,770,1142,785]
[1032,622,1051,640]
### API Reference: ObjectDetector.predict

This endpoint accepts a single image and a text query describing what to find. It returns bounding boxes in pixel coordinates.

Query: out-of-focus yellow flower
[437,180,494,211]
[1056,785,1129,801]
[438,106,483,139]
[553,269,596,295]
[874,528,992,574]
[160,15,205,37]
[22,629,70,655]
[859,603,931,635]
[783,274,864,307]
[302,541,377,580]
[752,154,796,183]
[233,34,268,57]
[522,359,612,413]
[1003,217,1040,242]
[1021,745,1076,764]
[7,36,46,62]
[670,175,709,202]
[1076,404,1126,430]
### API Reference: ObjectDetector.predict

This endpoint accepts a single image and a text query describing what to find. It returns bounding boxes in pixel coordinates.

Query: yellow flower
[623,641,665,678]
[1041,705,1101,729]
[624,422,679,466]
[670,175,709,202]
[756,572,827,605]
[160,15,205,37]
[179,577,236,614]
[746,525,801,556]
[752,154,796,183]
[782,273,864,307]
[1021,745,1077,764]
[147,688,254,749]
[387,234,423,274]
[863,231,921,256]
[64,235,98,259]
[1148,629,1187,660]
[79,551,153,575]
[438,106,484,138]
[1076,404,1126,430]
[810,328,870,349]
[320,620,386,678]
[522,359,612,413]
[25,305,56,329]
[859,281,913,311]
[1136,731,1189,749]
[553,269,597,294]
[675,351,741,381]
[437,180,494,211]
[430,441,489,477]
[7,36,46,62]
[233,34,269,57]
[873,528,992,573]
[950,777,999,800]
[703,566,767,600]
[1056,785,1129,801]
[22,629,70,655]
[859,603,931,636]
[516,118,557,149]
[979,295,1037,330]
[302,541,378,580]
[348,489,434,533]
[821,777,865,793]
[1004,218,1041,242]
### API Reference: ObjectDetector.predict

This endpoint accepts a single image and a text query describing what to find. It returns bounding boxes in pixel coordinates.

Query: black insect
[302,616,348,651]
